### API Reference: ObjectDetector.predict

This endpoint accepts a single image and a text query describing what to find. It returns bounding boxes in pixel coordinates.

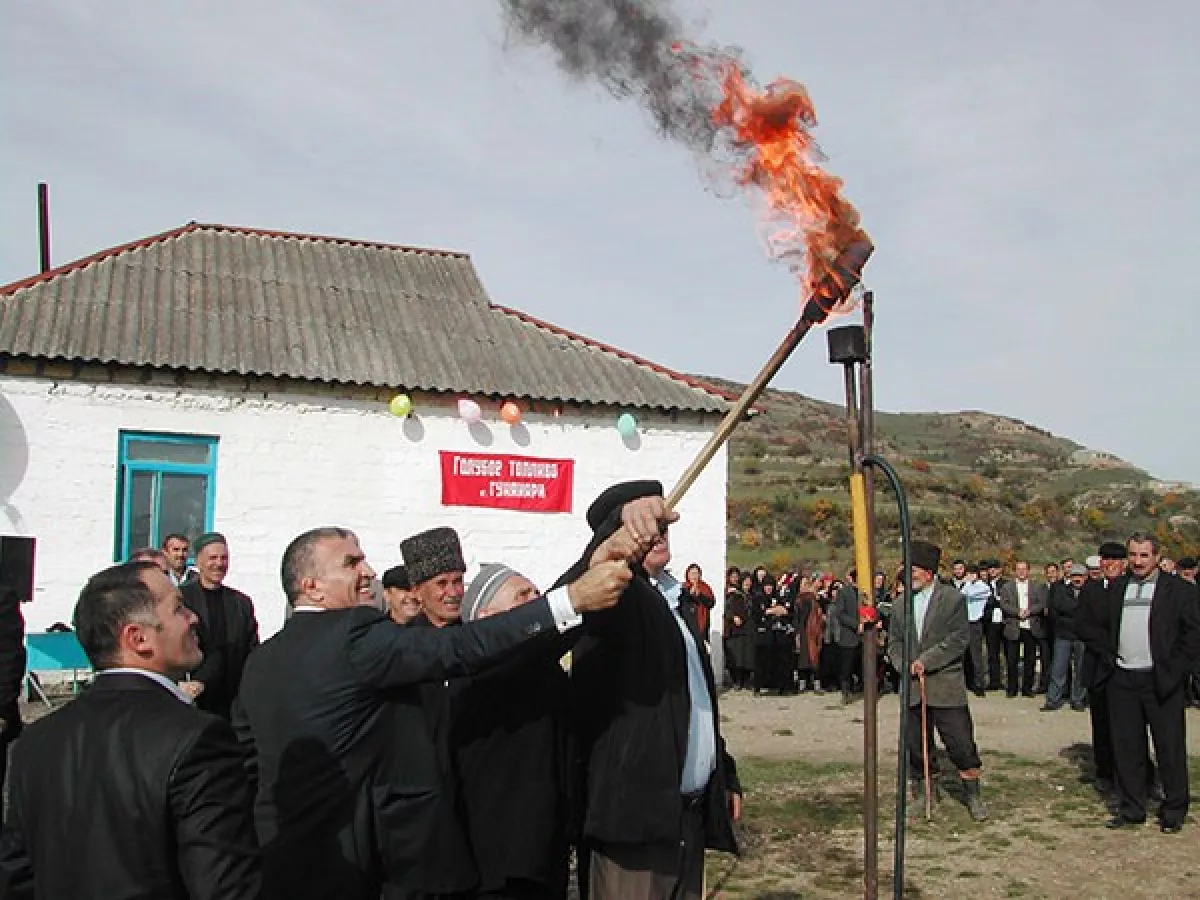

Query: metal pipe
[828,321,879,898]
[860,454,914,900]
[857,291,880,897]
[37,183,51,273]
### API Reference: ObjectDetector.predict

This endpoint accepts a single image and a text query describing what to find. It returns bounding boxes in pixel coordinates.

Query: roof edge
[492,302,736,406]
[0,222,473,298]
[0,222,202,296]
[191,223,470,259]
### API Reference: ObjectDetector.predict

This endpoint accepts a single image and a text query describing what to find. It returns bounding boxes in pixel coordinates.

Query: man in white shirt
[998,561,1048,697]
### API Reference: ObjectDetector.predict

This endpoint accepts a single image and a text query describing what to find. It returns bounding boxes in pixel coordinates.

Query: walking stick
[918,671,932,820]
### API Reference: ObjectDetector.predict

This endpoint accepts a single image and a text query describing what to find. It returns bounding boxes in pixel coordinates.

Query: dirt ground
[710,689,1200,899]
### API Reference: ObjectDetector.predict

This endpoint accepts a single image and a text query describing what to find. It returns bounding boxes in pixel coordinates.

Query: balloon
[457,398,482,423]
[388,394,413,418]
[501,401,522,425]
[616,412,638,438]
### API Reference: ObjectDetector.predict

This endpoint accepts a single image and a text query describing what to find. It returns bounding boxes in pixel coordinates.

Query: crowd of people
[0,490,1197,899]
[721,541,1200,829]
[721,553,1200,706]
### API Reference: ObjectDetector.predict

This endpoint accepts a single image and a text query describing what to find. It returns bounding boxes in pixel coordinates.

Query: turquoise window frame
[113,431,219,561]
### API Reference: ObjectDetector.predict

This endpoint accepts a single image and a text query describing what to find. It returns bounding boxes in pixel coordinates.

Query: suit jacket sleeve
[0,760,34,900]
[996,582,1018,618]
[720,741,742,797]
[0,585,26,733]
[918,586,968,674]
[886,601,907,674]
[835,587,860,633]
[346,602,557,688]
[1074,581,1113,661]
[182,585,223,687]
[229,694,258,794]
[1030,584,1049,617]
[169,718,261,900]
[1160,579,1200,693]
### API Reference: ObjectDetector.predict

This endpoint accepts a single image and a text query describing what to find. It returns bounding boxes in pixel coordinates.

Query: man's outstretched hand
[589,496,679,568]
[568,561,633,613]
[621,496,679,543]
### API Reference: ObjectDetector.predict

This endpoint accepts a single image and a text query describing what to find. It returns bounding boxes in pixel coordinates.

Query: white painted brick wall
[0,376,728,667]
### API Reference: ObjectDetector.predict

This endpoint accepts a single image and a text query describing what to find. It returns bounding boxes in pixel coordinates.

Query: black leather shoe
[1160,821,1183,834]
[1105,815,1145,829]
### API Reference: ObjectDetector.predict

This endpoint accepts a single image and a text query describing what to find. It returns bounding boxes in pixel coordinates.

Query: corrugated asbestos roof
[0,223,729,413]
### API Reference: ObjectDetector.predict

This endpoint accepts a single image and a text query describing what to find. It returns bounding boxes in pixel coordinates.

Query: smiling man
[0,561,260,899]
[232,524,642,900]
[1077,532,1200,833]
[179,532,259,719]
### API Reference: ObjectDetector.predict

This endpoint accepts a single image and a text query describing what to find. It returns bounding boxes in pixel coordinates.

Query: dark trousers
[1036,636,1053,692]
[906,704,982,779]
[837,643,860,693]
[1088,685,1114,782]
[1005,631,1038,695]
[984,621,1005,688]
[965,620,986,691]
[1108,668,1189,826]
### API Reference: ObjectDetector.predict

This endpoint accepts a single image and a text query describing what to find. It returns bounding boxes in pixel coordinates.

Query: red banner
[439,451,574,513]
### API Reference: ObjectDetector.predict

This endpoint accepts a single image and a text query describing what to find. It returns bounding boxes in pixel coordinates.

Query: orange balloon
[501,401,522,425]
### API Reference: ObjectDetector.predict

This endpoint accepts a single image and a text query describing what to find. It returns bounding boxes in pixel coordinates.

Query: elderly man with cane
[887,540,987,821]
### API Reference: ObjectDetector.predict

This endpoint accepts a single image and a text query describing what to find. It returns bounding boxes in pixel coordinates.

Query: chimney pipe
[37,183,51,273]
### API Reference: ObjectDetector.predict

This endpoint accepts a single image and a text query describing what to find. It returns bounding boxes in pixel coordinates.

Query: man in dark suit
[981,560,1006,691]
[559,481,742,900]
[997,561,1048,697]
[0,576,26,827]
[180,532,259,718]
[0,560,260,899]
[1077,532,1200,832]
[887,539,987,821]
[232,524,641,900]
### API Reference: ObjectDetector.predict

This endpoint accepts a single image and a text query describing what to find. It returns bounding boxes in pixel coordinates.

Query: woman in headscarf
[680,563,716,641]
[751,574,796,694]
[723,567,753,690]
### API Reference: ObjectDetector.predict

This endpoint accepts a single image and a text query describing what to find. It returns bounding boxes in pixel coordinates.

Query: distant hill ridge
[692,375,1199,570]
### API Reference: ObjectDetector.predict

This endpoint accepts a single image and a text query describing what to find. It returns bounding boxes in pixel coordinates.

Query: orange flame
[709,64,866,302]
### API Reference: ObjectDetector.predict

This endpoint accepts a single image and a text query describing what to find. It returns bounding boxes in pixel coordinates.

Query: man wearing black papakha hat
[555,480,742,900]
[179,532,258,720]
[886,539,988,821]
[399,526,485,897]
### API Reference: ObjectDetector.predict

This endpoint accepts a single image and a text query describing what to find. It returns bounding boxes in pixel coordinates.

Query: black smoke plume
[499,0,743,153]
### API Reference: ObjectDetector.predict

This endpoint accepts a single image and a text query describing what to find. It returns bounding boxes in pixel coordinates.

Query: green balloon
[389,394,413,417]
[616,412,638,437]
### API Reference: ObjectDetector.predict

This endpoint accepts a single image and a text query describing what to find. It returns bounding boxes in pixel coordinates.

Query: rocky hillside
[697,376,1200,573]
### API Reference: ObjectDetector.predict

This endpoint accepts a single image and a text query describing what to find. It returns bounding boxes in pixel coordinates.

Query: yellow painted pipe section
[850,472,874,603]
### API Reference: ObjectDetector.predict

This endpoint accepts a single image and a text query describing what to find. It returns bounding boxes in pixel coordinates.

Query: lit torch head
[800,237,874,325]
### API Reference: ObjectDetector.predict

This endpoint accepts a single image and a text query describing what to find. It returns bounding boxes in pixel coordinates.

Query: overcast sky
[3,1,1197,483]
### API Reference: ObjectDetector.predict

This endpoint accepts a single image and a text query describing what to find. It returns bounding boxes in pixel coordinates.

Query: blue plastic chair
[25,632,93,709]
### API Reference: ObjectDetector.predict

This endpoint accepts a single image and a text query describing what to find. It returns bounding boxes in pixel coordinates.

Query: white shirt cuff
[546,587,583,632]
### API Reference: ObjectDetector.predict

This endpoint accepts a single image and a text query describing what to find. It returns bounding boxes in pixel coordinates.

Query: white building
[0,223,731,653]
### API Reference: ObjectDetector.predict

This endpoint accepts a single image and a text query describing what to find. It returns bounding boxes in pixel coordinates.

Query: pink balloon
[501,401,522,425]
[457,398,482,423]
